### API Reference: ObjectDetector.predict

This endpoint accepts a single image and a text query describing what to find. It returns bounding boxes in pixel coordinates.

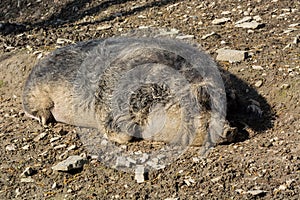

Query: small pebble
[293,35,299,44]
[255,80,263,87]
[278,184,287,190]
[221,11,231,15]
[22,144,30,150]
[56,38,74,44]
[289,23,300,27]
[253,15,262,21]
[135,165,147,183]
[67,144,77,151]
[175,35,195,40]
[21,167,34,177]
[235,16,252,24]
[211,176,222,183]
[5,144,16,151]
[184,177,195,186]
[20,177,35,183]
[247,190,267,196]
[53,144,67,150]
[201,32,219,40]
[212,17,230,25]
[33,132,48,142]
[52,182,57,189]
[138,153,149,163]
[15,188,21,198]
[280,83,290,89]
[96,24,112,31]
[252,65,263,70]
[50,136,62,143]
[115,156,131,168]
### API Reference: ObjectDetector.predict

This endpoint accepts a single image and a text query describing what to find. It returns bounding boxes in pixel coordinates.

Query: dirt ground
[0,0,299,199]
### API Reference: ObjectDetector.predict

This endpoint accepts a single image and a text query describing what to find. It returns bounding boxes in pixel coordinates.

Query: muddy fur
[23,36,261,147]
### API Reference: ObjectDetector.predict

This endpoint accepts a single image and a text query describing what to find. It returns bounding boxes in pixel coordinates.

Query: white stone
[56,38,74,44]
[52,156,87,171]
[175,35,195,40]
[253,15,262,21]
[20,177,35,183]
[138,153,149,163]
[255,80,263,87]
[137,15,147,19]
[115,156,131,168]
[221,11,231,15]
[247,190,267,196]
[21,167,34,177]
[135,166,146,183]
[280,84,290,89]
[252,65,264,70]
[235,16,252,24]
[289,23,300,27]
[216,48,248,62]
[22,144,30,150]
[54,144,67,150]
[211,176,222,183]
[5,144,16,151]
[52,182,57,189]
[50,136,61,143]
[96,24,112,30]
[278,184,287,190]
[235,189,245,194]
[201,32,218,40]
[67,144,77,151]
[293,35,299,44]
[212,17,230,25]
[34,132,48,142]
[235,21,264,29]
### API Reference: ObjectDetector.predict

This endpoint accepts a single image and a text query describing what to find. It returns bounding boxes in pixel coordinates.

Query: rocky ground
[0,0,299,199]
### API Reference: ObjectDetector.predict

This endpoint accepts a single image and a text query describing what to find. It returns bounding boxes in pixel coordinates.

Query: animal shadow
[220,68,274,143]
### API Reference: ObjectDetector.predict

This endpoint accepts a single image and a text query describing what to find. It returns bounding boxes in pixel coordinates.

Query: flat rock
[175,35,195,40]
[115,156,132,168]
[96,24,112,31]
[235,21,264,29]
[201,32,220,40]
[247,190,267,196]
[212,17,230,25]
[216,48,248,62]
[135,166,147,183]
[252,65,264,70]
[235,16,253,24]
[20,177,35,183]
[52,155,88,171]
[33,132,47,142]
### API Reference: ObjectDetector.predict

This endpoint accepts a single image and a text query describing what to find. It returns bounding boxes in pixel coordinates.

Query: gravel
[0,0,299,199]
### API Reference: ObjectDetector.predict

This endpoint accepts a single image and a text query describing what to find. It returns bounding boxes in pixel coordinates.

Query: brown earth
[0,0,299,199]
